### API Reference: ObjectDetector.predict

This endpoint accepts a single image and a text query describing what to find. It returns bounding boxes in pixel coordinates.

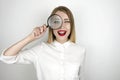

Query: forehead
[55,11,69,19]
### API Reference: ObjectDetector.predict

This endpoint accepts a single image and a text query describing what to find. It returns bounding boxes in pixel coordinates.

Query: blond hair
[47,6,76,43]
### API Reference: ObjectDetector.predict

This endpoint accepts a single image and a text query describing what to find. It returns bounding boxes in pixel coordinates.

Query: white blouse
[0,41,86,80]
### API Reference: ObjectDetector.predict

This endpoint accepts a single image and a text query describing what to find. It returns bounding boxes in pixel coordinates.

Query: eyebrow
[64,18,70,21]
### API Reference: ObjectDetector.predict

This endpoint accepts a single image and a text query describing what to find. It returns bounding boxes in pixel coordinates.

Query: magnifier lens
[47,14,62,29]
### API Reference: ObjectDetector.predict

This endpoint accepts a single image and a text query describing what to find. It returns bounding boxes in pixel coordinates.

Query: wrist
[25,35,35,43]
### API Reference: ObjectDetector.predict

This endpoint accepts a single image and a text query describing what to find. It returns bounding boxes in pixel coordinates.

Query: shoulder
[72,43,86,59]
[68,42,86,60]
[69,42,86,53]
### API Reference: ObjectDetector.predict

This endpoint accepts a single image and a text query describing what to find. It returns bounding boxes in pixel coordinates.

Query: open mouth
[57,30,67,36]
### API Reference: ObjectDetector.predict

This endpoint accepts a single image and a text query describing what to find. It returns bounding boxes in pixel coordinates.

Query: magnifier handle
[46,25,49,28]
[43,24,49,28]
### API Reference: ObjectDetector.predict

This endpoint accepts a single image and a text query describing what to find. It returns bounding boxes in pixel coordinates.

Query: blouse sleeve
[0,45,42,64]
[78,48,86,80]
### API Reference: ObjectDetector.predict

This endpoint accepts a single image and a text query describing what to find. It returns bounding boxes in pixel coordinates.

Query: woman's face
[53,11,71,43]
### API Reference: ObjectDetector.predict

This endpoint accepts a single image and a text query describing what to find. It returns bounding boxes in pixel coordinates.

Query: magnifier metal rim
[47,14,63,29]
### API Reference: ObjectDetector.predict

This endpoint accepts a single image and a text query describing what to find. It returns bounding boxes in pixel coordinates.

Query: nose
[61,22,65,29]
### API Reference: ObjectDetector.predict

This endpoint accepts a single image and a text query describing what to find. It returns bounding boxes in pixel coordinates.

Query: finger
[40,26,44,33]
[43,24,47,32]
[33,30,37,37]
[34,27,40,36]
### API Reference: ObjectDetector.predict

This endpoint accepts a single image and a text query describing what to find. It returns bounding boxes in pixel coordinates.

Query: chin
[57,36,68,41]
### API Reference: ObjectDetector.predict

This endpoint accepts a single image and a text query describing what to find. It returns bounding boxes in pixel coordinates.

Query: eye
[64,21,70,23]
[54,20,60,24]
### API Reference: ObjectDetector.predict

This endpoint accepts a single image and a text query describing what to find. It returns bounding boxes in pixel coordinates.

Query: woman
[0,6,86,80]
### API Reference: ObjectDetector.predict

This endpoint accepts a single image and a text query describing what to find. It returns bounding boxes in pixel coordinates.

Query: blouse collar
[52,40,72,48]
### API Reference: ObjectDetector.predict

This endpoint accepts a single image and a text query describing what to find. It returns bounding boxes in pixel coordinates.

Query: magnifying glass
[47,14,63,29]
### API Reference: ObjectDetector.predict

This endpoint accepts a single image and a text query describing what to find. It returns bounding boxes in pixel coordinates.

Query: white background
[0,0,120,80]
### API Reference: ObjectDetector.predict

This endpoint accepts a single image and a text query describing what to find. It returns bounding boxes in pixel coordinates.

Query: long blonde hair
[47,6,76,43]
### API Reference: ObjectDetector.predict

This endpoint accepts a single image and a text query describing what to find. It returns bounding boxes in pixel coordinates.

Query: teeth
[58,31,65,34]
[57,30,66,36]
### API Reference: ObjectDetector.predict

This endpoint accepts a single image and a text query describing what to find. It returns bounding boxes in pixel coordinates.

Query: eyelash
[64,21,70,23]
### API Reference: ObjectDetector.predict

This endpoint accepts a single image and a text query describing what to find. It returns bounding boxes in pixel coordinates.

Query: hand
[27,24,47,41]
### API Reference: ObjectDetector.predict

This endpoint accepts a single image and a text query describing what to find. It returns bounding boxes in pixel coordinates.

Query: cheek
[66,24,71,30]
[67,29,71,36]
[53,30,58,36]
[67,25,71,33]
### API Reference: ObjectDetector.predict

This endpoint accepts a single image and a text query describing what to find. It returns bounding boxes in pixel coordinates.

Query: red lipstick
[57,30,66,36]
